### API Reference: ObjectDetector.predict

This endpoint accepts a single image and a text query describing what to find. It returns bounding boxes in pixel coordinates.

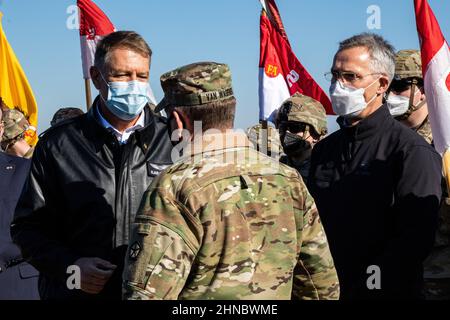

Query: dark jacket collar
[337,104,393,141]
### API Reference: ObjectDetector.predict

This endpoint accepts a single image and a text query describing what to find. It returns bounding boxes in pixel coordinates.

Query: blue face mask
[100,74,155,121]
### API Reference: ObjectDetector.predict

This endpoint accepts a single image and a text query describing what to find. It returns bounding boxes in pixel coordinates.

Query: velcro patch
[129,241,142,260]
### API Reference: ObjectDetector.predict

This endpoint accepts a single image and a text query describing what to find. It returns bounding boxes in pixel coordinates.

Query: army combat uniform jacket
[123,132,339,300]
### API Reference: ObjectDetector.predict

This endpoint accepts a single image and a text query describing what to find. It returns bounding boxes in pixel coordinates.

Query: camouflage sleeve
[292,186,340,300]
[122,188,199,300]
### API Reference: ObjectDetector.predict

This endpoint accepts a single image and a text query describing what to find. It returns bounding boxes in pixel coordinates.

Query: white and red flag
[259,0,332,122]
[414,0,450,188]
[77,0,115,79]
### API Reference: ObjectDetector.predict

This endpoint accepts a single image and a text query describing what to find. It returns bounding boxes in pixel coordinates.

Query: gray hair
[337,33,396,82]
[94,31,152,71]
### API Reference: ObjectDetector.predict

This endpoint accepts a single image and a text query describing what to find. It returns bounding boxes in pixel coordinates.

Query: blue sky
[1,0,449,133]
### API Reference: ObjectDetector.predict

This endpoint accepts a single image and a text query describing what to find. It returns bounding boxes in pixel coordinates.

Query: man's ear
[171,110,184,131]
[90,66,101,90]
[377,76,390,94]
[169,110,186,140]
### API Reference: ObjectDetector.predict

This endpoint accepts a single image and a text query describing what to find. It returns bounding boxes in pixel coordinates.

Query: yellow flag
[0,12,38,146]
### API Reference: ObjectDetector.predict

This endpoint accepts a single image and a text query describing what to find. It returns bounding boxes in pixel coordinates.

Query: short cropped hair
[94,31,152,70]
[337,33,396,82]
[173,97,236,131]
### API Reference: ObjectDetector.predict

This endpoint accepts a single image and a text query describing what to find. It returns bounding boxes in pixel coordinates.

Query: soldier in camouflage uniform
[388,50,450,300]
[1,109,33,159]
[276,93,328,184]
[122,62,339,300]
[387,50,432,144]
[50,107,84,127]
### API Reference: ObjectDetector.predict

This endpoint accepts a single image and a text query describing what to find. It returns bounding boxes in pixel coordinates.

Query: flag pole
[444,149,450,194]
[84,78,92,110]
[77,0,115,111]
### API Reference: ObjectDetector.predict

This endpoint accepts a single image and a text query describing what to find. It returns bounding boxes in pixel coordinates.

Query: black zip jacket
[308,105,442,300]
[11,100,173,300]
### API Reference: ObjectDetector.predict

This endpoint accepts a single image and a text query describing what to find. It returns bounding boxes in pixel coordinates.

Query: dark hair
[94,31,152,70]
[174,97,236,131]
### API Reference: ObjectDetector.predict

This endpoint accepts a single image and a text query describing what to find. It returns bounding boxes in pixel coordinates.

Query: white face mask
[386,90,420,117]
[329,77,380,118]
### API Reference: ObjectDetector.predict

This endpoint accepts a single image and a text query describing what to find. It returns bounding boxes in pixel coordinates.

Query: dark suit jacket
[0,152,39,300]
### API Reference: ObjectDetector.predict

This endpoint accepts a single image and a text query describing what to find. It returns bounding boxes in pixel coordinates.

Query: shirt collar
[96,103,145,144]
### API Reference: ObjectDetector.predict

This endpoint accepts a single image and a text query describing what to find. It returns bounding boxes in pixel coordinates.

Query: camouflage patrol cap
[1,109,30,141]
[277,93,328,136]
[155,62,234,112]
[394,50,423,80]
[50,107,84,127]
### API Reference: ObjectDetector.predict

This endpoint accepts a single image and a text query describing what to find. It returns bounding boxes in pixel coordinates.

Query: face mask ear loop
[98,72,111,103]
[364,76,382,106]
[99,72,110,87]
[408,81,427,112]
[411,85,426,111]
[396,81,425,121]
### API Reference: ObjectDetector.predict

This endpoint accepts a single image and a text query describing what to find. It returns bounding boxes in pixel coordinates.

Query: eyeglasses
[324,71,381,83]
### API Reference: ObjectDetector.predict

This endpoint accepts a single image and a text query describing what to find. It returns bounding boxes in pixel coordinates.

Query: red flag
[414,0,450,156]
[77,0,115,79]
[259,0,332,122]
[414,0,450,190]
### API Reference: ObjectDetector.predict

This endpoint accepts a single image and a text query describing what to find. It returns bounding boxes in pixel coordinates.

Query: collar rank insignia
[129,241,142,260]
